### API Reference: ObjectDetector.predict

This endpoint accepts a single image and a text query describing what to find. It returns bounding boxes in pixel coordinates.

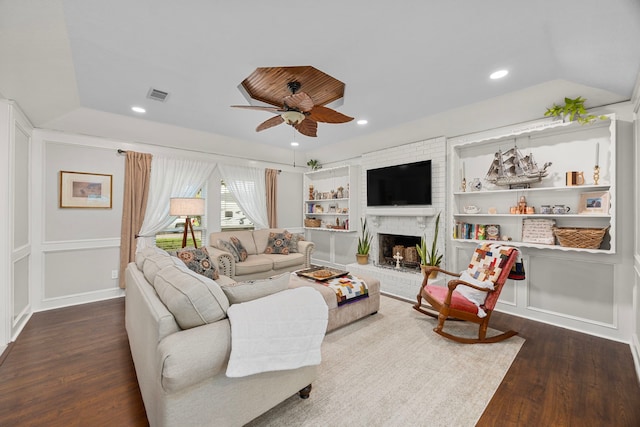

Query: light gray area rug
[247,296,524,427]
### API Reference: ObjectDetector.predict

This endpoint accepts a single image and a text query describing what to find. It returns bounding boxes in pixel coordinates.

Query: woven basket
[304,218,321,228]
[552,226,609,249]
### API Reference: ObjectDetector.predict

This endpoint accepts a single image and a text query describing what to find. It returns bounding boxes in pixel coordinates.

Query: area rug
[247,295,524,427]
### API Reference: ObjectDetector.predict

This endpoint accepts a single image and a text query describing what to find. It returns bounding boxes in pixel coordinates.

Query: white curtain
[218,164,269,229]
[137,156,216,250]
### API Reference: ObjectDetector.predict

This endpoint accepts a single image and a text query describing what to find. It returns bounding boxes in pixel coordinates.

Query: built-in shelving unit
[448,115,616,254]
[302,165,359,233]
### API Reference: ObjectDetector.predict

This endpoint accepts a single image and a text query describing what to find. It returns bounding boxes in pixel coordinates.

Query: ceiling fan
[231,66,354,137]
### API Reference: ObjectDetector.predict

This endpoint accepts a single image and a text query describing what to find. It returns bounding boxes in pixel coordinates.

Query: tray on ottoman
[296,266,349,281]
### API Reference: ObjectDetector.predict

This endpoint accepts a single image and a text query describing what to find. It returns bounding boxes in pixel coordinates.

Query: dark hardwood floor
[1,297,639,426]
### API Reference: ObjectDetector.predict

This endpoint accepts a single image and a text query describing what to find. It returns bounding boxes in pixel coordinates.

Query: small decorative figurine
[518,195,527,214]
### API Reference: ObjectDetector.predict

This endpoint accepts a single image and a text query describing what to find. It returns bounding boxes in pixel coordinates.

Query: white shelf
[452,238,614,254]
[304,227,355,233]
[305,198,349,203]
[453,184,610,195]
[453,213,611,219]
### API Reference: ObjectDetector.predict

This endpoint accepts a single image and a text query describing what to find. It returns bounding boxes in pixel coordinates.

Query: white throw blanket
[226,287,328,378]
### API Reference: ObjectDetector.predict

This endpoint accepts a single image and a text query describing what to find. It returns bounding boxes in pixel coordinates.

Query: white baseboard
[632,333,640,386]
[36,288,125,312]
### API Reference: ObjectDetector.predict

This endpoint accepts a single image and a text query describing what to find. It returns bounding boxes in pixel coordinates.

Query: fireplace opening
[377,233,422,270]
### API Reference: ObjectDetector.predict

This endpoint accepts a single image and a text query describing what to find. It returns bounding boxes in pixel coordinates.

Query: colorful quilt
[321,274,369,306]
[466,243,516,282]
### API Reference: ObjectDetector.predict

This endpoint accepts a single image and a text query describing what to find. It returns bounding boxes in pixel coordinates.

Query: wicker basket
[304,218,321,228]
[552,226,609,249]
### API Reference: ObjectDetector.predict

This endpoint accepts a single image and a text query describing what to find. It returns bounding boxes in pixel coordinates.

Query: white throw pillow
[457,271,494,318]
[221,273,290,304]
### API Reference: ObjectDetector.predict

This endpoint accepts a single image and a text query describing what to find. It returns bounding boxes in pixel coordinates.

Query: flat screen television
[366,160,432,206]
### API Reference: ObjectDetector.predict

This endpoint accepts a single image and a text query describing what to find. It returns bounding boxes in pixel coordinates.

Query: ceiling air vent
[147,88,170,102]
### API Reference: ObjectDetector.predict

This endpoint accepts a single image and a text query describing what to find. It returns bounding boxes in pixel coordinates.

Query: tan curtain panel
[266,168,278,228]
[119,151,152,288]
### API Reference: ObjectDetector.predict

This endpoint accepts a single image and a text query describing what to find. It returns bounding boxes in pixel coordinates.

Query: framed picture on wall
[59,171,112,208]
[578,191,609,215]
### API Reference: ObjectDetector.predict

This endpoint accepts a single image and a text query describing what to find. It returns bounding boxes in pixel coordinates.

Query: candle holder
[593,165,600,185]
[461,177,466,192]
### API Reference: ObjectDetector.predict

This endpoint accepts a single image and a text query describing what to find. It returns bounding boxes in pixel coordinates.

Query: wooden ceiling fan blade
[295,118,318,137]
[283,92,315,112]
[307,105,354,123]
[256,115,284,132]
[231,105,283,113]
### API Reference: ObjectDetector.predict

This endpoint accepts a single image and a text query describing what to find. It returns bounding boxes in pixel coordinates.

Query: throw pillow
[175,247,219,280]
[264,232,291,255]
[217,239,240,262]
[153,264,229,329]
[287,232,304,254]
[142,253,183,284]
[457,271,494,318]
[221,273,290,304]
[229,236,248,262]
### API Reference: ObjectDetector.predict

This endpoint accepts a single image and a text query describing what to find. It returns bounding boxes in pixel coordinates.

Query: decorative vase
[356,254,369,265]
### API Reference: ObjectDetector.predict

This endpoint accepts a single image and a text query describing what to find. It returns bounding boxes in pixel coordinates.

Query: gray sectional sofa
[125,245,380,426]
[125,248,318,427]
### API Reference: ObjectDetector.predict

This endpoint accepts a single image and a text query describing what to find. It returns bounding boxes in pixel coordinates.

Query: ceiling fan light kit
[231,66,354,138]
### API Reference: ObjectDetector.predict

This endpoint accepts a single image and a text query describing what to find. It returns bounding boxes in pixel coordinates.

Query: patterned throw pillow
[217,239,240,262]
[264,232,291,255]
[175,247,219,280]
[229,236,248,262]
[287,232,304,253]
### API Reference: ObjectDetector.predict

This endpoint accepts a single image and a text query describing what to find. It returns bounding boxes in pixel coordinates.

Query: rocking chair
[413,243,519,344]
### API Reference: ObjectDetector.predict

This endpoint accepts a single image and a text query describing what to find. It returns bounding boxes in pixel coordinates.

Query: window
[221,180,254,230]
[155,189,206,250]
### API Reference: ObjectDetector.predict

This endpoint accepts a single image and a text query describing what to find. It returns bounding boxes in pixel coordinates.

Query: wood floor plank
[1,297,639,426]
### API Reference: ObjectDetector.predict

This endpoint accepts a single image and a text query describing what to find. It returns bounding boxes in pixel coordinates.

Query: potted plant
[416,212,442,279]
[356,217,372,264]
[306,159,321,170]
[544,96,607,124]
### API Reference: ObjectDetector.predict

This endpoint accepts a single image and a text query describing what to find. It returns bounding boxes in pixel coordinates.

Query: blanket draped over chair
[226,287,328,377]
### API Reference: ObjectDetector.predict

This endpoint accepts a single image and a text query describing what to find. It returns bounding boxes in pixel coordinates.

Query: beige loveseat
[207,228,313,281]
[125,248,320,427]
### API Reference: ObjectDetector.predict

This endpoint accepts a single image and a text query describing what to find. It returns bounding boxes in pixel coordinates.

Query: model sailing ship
[485,145,552,188]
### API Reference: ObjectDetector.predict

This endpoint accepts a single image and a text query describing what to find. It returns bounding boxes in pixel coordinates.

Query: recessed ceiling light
[131,106,146,113]
[290,142,299,147]
[357,119,368,125]
[489,69,509,80]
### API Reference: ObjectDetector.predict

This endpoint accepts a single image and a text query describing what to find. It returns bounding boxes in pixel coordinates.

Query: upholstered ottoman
[288,272,380,332]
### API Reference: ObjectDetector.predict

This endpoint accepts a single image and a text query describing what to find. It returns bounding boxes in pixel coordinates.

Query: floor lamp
[170,197,205,248]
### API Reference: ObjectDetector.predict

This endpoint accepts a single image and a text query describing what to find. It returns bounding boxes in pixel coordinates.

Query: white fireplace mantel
[366,207,436,228]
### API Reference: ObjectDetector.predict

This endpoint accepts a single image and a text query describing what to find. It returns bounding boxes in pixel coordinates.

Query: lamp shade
[170,198,205,216]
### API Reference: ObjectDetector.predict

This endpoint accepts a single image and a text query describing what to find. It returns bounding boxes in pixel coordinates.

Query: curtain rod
[119,148,281,173]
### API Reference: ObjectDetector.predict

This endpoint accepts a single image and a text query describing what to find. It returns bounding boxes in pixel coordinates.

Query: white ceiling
[2,0,640,159]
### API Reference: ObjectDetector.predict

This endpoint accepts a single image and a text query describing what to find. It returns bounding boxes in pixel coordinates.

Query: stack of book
[454,222,500,241]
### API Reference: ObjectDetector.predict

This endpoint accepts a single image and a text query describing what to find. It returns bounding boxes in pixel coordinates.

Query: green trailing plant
[306,159,321,170]
[544,96,607,124]
[357,217,372,255]
[416,212,442,267]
